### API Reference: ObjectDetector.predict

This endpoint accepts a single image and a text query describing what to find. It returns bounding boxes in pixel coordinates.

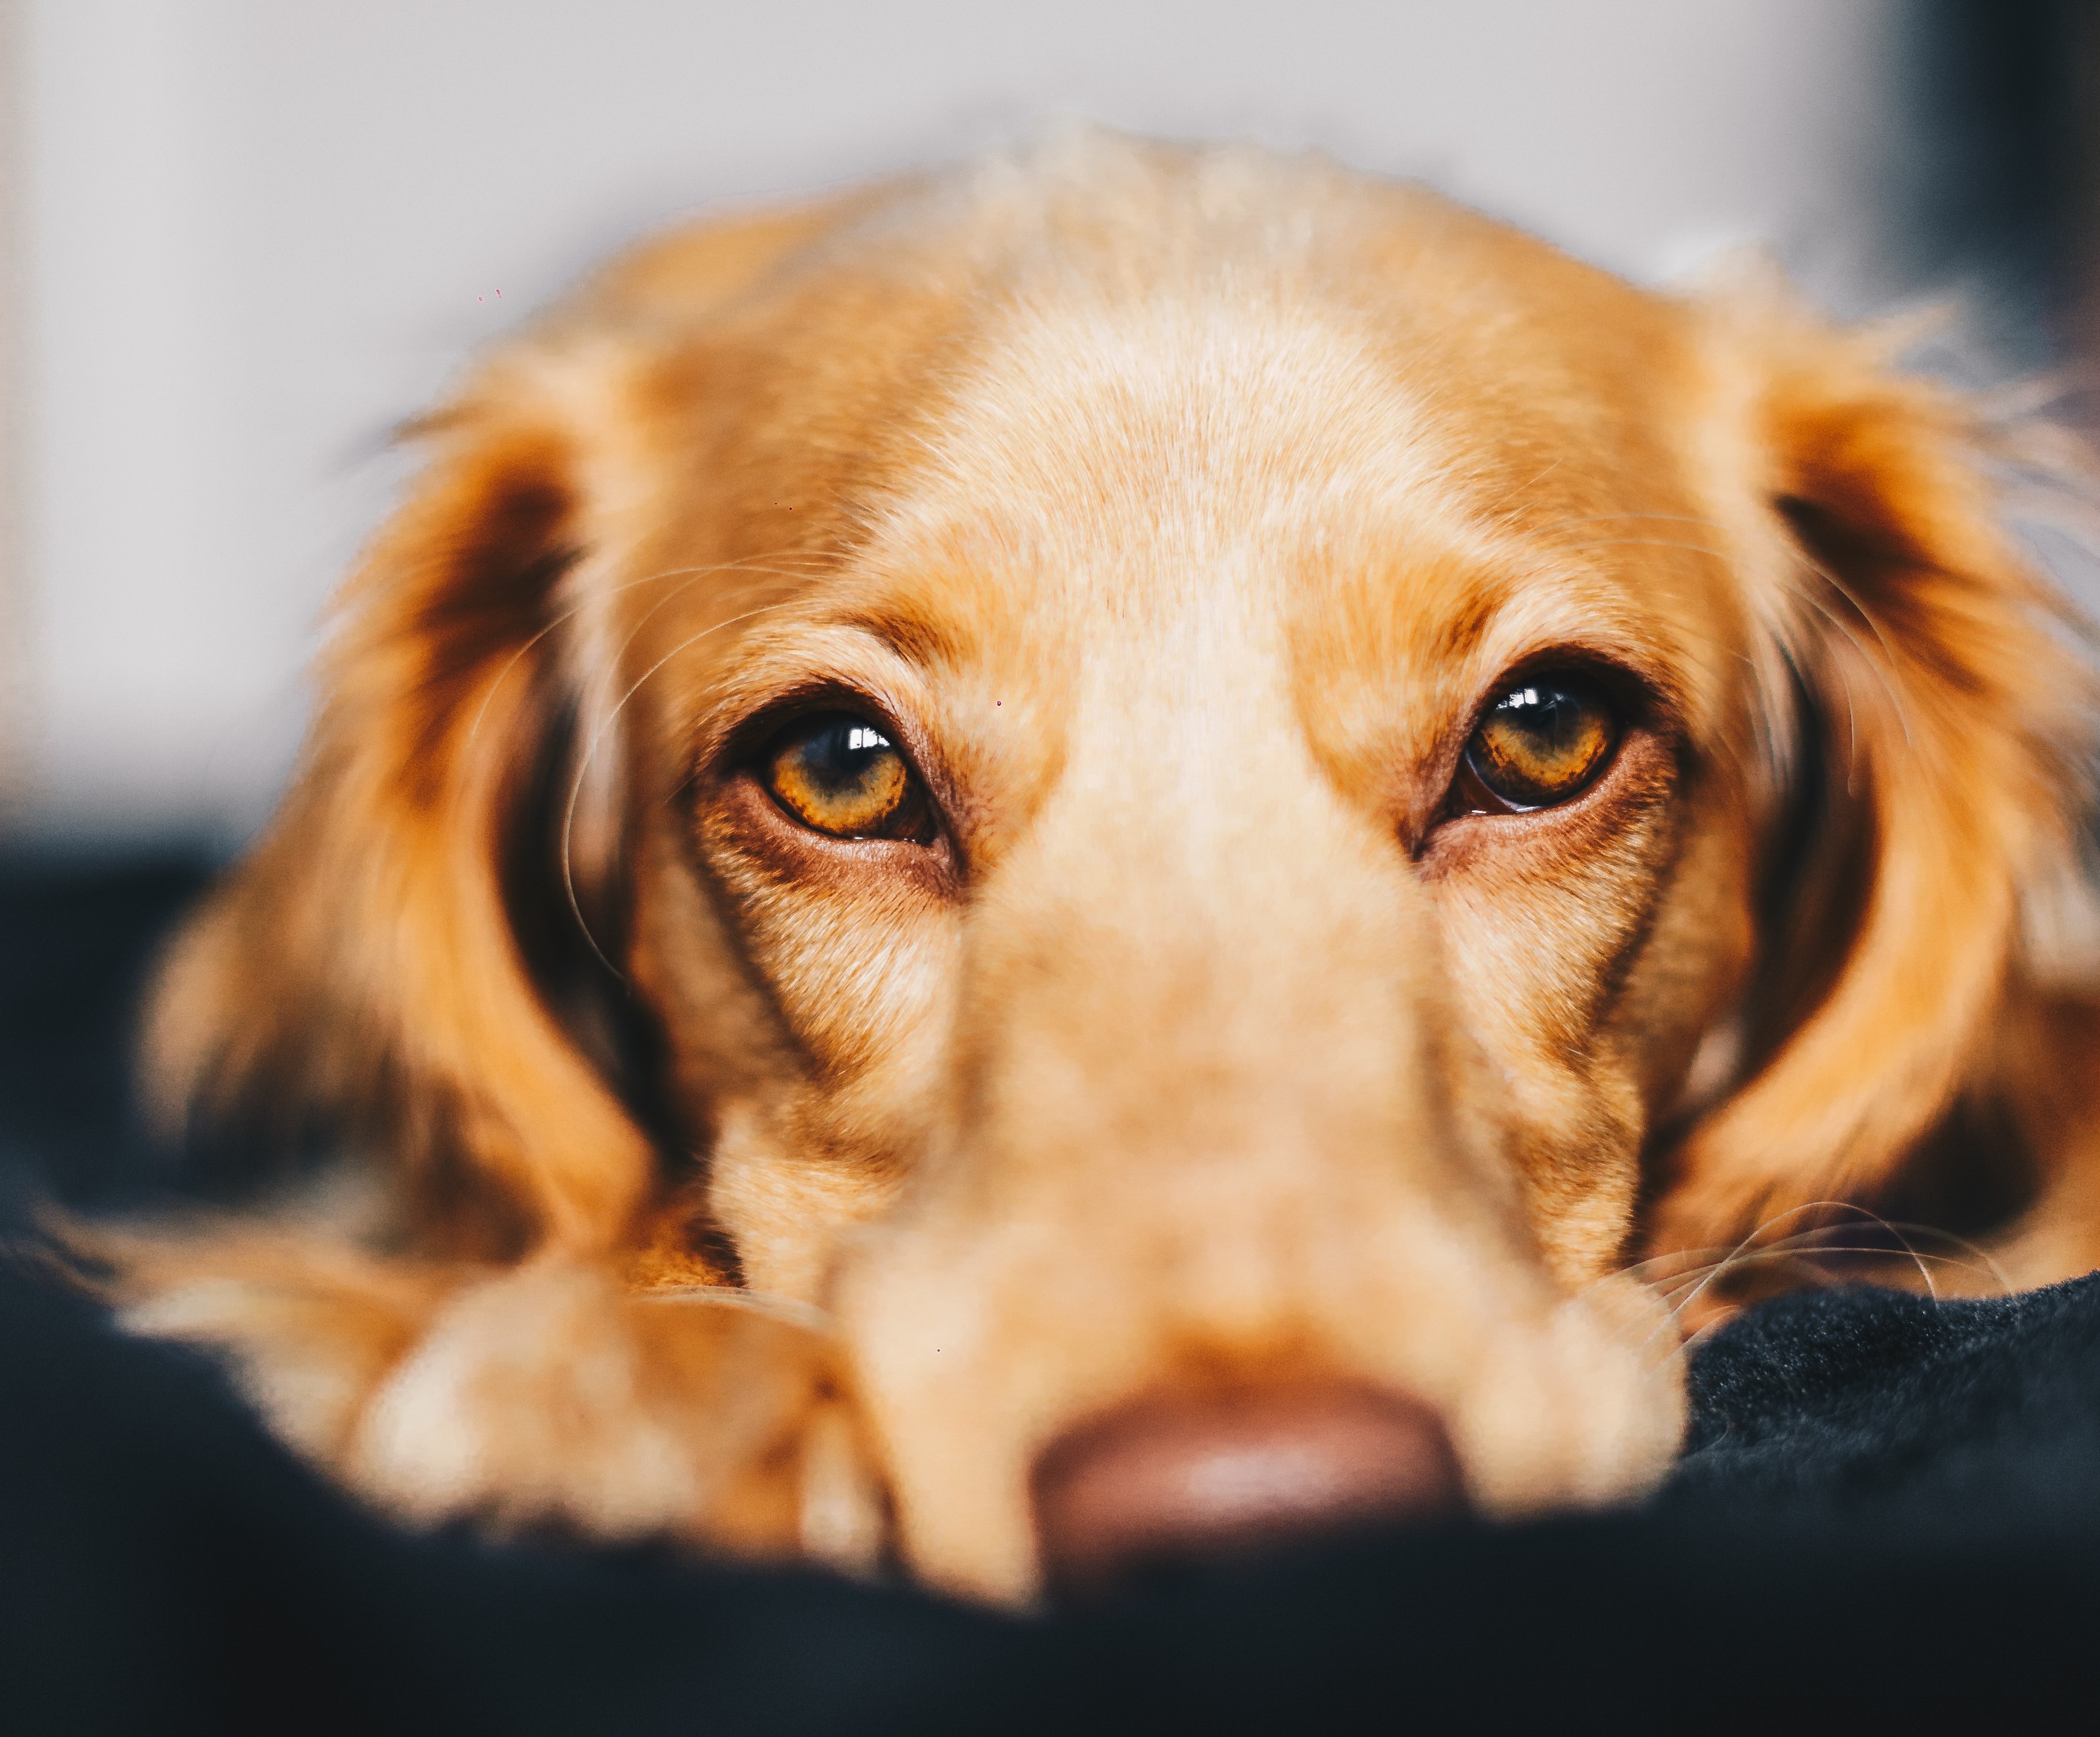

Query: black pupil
[806,718,892,787]
[1495,682,1585,746]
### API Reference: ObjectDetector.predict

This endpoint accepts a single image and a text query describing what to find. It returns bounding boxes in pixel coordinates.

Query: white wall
[11,0,1919,843]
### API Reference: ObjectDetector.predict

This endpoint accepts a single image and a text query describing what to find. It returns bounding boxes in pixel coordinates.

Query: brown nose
[1030,1381,1464,1594]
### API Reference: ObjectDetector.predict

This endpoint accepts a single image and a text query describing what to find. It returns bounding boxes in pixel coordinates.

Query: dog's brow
[1426,591,1499,669]
[825,608,969,673]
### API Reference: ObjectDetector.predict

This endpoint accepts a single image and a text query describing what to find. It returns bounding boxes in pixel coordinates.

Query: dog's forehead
[649,164,1751,778]
[884,289,1467,563]
[808,262,1733,747]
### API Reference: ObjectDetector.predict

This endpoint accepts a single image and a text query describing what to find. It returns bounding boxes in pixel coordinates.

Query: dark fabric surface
[5,855,2100,1732]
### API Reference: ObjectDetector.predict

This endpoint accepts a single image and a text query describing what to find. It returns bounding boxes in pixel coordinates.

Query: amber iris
[1463,674,1617,810]
[764,712,929,840]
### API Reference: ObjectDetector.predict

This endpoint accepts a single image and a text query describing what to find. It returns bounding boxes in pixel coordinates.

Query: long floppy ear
[1656,289,2095,1247]
[145,199,864,1261]
[144,337,663,1257]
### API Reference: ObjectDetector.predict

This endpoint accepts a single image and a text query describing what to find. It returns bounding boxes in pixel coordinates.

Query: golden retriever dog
[98,130,2100,1603]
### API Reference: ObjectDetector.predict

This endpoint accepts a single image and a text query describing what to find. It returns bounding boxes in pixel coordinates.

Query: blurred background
[0,0,2093,1193]
[1,0,2093,849]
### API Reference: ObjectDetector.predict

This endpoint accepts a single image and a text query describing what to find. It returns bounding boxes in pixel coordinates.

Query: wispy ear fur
[141,200,864,1260]
[142,340,666,1257]
[1658,286,2098,1246]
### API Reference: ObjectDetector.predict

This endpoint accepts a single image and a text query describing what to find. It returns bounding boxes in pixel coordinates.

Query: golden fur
[101,132,2100,1602]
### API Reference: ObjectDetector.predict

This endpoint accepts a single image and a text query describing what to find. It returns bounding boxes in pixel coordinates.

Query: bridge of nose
[953,600,1454,1205]
[828,556,1569,1604]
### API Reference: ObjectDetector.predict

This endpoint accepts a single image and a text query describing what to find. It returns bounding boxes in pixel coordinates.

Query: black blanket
[6,859,2099,1732]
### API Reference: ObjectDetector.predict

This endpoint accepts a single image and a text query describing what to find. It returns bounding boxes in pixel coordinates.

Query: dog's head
[150,136,2087,1598]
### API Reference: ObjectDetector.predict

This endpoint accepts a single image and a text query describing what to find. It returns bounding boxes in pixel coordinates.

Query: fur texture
[106,132,2098,1602]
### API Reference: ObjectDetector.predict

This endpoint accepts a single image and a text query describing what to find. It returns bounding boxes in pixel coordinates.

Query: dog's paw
[107,1234,884,1570]
[335,1260,883,1567]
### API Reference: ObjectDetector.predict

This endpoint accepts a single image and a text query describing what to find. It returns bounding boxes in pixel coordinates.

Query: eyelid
[710,677,922,773]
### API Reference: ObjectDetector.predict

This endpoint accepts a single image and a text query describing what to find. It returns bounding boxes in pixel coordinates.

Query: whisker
[595,557,823,710]
[1777,1201,2015,1298]
[1661,1203,1833,1329]
[464,547,838,746]
[1652,1245,2003,1313]
[1514,535,1776,738]
[1589,1247,1736,1289]
[561,597,818,979]
[1528,526,1920,765]
[1545,534,1731,557]
[1638,1203,2017,1344]
[1526,510,1737,541]
[630,1284,833,1333]
[1794,553,1916,750]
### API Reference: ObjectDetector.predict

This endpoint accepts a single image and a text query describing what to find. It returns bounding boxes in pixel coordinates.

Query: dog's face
[147,139,2080,1601]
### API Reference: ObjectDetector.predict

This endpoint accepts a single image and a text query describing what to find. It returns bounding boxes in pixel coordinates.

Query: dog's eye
[763,712,932,841]
[1461,674,1618,811]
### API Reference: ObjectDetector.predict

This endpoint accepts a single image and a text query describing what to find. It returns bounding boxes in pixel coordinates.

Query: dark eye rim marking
[1449,666,1626,818]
